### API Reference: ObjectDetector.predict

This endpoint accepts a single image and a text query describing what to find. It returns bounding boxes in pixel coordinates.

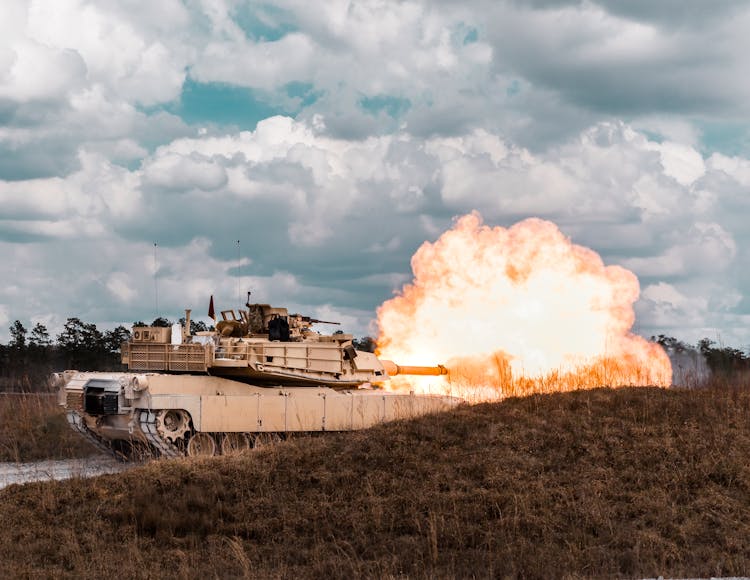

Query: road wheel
[252,432,282,449]
[221,433,251,456]
[186,432,217,457]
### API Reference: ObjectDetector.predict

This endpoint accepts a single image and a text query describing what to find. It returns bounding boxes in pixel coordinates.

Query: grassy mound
[1,386,750,578]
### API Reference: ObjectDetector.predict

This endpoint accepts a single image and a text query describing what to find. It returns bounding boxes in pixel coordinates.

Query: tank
[53,300,458,459]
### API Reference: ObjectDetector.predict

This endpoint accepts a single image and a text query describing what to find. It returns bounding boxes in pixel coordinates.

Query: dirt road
[0,456,134,489]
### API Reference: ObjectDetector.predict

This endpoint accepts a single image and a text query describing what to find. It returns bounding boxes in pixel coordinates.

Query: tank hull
[58,371,460,459]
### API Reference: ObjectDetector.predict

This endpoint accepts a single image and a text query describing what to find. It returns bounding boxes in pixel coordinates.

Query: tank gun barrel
[381,360,448,377]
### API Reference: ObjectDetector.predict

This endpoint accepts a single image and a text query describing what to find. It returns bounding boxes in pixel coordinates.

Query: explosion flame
[376,212,671,399]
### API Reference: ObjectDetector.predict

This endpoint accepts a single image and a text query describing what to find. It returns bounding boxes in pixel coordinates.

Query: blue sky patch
[463,27,479,44]
[698,121,750,157]
[232,3,297,41]
[285,82,322,109]
[169,79,290,130]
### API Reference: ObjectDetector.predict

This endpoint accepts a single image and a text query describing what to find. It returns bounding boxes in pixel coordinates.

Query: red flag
[208,295,215,321]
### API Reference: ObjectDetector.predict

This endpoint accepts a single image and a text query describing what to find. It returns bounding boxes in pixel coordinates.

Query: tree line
[0,318,134,391]
[652,335,750,380]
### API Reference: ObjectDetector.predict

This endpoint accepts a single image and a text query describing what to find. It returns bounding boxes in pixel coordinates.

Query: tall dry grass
[445,355,674,401]
[0,394,96,462]
[1,385,749,578]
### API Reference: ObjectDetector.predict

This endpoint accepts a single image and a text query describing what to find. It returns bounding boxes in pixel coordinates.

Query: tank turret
[121,301,447,388]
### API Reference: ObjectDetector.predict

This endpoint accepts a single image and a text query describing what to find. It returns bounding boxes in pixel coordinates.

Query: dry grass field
[1,384,750,578]
[0,394,96,462]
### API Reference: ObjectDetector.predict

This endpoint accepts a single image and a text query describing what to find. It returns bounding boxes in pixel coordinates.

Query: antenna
[153,242,159,320]
[237,239,241,309]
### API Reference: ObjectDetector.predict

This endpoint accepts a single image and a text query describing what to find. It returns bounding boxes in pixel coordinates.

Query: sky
[1,0,750,347]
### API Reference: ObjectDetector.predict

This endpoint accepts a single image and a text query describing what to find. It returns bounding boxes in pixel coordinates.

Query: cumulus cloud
[488,1,750,119]
[3,0,750,169]
[639,283,709,329]
[25,0,189,105]
[622,223,737,277]
[0,151,141,241]
[0,0,193,180]
[0,40,87,102]
[143,152,228,192]
[1,111,748,344]
[651,141,706,186]
[2,0,750,350]
[170,0,750,147]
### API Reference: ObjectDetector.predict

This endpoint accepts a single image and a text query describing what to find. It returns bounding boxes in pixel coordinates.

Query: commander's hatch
[220,310,239,321]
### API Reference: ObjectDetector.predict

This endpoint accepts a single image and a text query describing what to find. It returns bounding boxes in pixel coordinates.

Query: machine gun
[293,315,340,326]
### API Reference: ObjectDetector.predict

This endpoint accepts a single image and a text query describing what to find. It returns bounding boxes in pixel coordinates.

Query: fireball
[377,212,671,399]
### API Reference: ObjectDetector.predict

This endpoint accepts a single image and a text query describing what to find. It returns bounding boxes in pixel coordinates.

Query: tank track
[137,410,184,458]
[73,408,286,460]
[66,410,121,459]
